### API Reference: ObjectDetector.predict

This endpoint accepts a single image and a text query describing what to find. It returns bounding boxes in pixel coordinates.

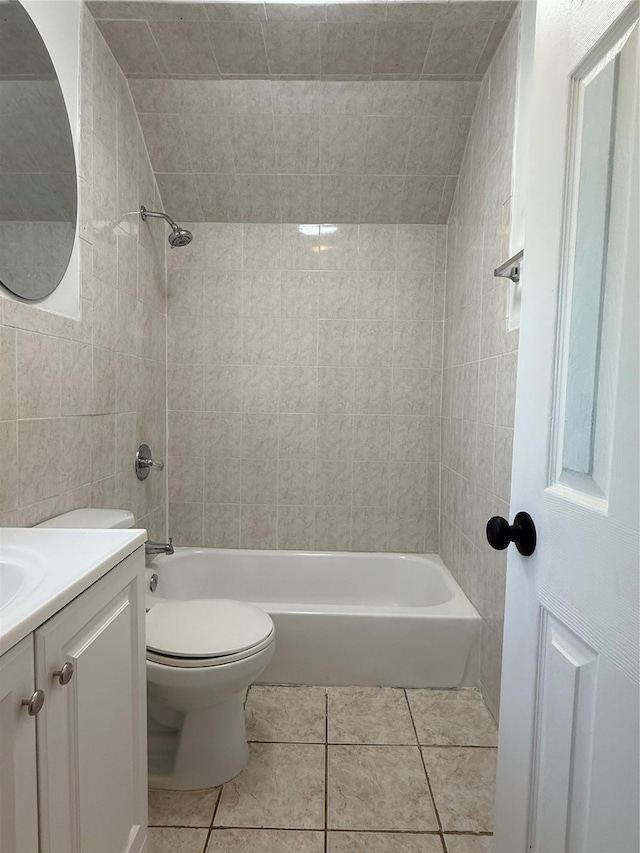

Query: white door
[35,552,147,853]
[493,1,639,852]
[0,636,40,853]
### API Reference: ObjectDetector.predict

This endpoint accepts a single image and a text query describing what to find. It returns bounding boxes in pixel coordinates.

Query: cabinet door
[35,549,147,853]
[0,635,39,853]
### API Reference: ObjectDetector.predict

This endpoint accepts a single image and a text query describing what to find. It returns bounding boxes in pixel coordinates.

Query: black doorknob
[486,511,537,556]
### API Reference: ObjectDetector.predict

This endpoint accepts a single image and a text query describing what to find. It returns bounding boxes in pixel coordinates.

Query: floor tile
[328,830,445,852]
[246,685,326,743]
[214,742,325,829]
[422,747,497,833]
[407,690,497,746]
[147,827,208,853]
[328,687,416,745]
[327,744,438,831]
[148,788,220,827]
[206,828,324,851]
[444,835,493,853]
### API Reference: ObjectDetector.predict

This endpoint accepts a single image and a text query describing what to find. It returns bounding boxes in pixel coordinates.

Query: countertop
[0,528,146,656]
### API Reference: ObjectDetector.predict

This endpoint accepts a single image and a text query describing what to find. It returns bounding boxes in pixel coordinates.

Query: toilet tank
[36,508,135,529]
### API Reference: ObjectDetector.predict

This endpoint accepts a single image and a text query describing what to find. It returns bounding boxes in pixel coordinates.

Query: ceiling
[90,1,515,223]
[90,0,515,80]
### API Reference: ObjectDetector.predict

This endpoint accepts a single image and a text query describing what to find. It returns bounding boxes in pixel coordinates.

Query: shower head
[140,206,193,248]
[168,226,193,248]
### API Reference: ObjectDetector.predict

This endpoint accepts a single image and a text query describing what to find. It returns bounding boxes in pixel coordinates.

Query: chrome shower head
[168,225,193,248]
[140,206,193,248]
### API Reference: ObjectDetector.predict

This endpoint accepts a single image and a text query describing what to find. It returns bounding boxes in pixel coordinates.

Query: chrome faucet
[145,538,174,556]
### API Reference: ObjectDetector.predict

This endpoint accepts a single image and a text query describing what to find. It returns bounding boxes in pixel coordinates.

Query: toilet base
[148,691,249,790]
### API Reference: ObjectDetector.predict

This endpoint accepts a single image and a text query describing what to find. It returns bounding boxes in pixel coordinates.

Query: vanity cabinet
[0,636,39,852]
[0,548,147,853]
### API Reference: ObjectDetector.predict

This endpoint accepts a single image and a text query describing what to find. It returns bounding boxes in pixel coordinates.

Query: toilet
[36,508,276,791]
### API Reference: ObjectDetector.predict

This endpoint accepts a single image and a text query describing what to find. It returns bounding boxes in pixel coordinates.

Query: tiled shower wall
[166,222,445,552]
[441,10,521,717]
[0,10,167,537]
[127,77,480,226]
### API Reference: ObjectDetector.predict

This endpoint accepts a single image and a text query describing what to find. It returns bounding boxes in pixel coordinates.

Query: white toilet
[36,508,276,791]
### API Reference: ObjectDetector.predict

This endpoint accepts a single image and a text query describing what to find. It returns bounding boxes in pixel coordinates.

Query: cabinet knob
[53,662,75,686]
[22,689,45,716]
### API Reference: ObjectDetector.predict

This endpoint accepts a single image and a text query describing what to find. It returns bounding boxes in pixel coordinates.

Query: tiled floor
[148,685,498,853]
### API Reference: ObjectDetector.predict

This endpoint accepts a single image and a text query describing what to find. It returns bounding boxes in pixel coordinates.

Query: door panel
[531,612,598,853]
[494,2,639,851]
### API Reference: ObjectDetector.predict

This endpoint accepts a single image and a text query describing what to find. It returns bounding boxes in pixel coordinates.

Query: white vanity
[0,527,147,853]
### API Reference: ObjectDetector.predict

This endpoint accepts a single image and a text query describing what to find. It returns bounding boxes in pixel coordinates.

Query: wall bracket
[494,249,524,283]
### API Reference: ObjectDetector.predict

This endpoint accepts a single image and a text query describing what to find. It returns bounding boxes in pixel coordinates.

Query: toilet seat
[146,599,275,668]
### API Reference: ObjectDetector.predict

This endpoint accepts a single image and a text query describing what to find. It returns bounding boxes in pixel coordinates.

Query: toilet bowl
[36,508,275,791]
[146,598,275,789]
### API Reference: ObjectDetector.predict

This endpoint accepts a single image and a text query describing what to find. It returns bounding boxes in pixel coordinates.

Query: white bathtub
[147,548,481,688]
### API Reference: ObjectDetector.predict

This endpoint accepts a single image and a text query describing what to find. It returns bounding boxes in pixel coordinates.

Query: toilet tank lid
[36,508,135,529]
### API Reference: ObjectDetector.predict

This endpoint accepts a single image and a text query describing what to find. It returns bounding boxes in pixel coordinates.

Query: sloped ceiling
[90,1,515,222]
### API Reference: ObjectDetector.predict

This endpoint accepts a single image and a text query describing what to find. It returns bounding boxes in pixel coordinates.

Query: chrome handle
[53,662,74,686]
[135,443,165,480]
[140,457,164,471]
[22,690,45,716]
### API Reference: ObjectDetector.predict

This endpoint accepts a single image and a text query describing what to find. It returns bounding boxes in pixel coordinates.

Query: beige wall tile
[354,367,392,415]
[315,460,353,507]
[240,503,277,549]
[0,327,17,421]
[263,22,321,75]
[150,21,218,76]
[424,21,494,75]
[16,330,60,419]
[441,10,520,716]
[208,22,268,74]
[95,20,168,75]
[372,23,433,74]
[320,22,376,75]
[279,413,316,459]
[0,421,19,513]
[203,502,239,548]
[241,413,279,459]
[278,458,315,505]
[314,505,351,550]
[317,319,355,367]
[277,504,315,549]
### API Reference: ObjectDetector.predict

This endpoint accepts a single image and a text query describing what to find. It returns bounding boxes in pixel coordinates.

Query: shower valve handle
[139,457,164,471]
[486,512,537,556]
[135,443,165,480]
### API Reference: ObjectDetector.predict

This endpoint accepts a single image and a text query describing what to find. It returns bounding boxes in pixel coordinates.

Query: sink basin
[0,562,25,610]
[0,548,45,612]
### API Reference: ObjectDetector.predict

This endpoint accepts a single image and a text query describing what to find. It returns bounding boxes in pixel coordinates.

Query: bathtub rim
[147,548,479,620]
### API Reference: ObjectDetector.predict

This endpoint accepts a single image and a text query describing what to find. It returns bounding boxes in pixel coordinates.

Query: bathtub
[146,549,481,688]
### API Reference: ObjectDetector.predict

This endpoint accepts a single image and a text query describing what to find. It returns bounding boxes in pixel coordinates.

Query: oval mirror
[0,0,77,301]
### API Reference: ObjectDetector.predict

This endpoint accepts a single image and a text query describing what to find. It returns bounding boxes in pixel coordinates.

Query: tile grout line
[324,687,329,853]
[200,782,224,852]
[403,688,446,851]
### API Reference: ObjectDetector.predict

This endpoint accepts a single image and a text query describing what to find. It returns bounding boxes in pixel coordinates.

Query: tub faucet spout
[146,538,174,556]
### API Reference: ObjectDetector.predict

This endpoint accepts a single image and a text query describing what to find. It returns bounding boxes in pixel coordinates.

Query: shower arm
[140,206,180,231]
